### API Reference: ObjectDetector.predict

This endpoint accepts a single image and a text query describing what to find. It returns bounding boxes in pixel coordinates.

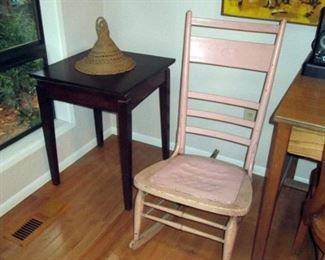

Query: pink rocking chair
[129,11,286,260]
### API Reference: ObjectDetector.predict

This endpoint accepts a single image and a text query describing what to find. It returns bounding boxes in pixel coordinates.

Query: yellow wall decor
[222,0,325,25]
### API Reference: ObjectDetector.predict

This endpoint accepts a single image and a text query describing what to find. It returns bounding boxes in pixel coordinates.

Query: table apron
[36,69,168,112]
[288,126,325,161]
[37,83,120,111]
[128,70,168,109]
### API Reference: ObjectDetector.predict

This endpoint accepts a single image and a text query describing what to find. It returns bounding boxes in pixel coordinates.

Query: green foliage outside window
[0,0,44,146]
[0,0,38,51]
[0,59,42,127]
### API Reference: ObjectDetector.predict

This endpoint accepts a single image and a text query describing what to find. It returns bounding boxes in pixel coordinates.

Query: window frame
[0,0,48,150]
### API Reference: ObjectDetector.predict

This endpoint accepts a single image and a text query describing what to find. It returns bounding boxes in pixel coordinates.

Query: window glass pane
[0,58,43,146]
[0,0,39,52]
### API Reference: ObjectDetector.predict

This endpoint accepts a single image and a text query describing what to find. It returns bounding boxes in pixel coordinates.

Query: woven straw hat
[75,17,136,75]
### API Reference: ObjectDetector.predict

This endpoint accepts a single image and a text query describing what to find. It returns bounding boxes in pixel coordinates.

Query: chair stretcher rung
[144,201,227,230]
[144,198,166,215]
[142,213,225,243]
[186,126,251,146]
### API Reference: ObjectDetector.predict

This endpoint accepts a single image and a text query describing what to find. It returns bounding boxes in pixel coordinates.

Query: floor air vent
[12,218,43,241]
[4,198,66,246]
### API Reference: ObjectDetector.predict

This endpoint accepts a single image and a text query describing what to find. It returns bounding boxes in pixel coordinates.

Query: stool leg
[293,160,323,254]
[293,219,308,253]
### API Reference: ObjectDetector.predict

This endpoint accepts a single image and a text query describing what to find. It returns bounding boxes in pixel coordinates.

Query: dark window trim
[0,0,48,150]
[0,122,42,150]
[0,0,48,70]
[0,42,47,71]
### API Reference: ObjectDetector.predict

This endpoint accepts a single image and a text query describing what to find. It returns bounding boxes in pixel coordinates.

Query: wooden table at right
[252,73,325,259]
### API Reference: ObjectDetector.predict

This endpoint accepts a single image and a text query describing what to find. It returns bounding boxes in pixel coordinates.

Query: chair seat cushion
[150,155,246,204]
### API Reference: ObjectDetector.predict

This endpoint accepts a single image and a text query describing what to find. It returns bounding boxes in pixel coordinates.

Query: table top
[32,51,175,99]
[274,73,325,132]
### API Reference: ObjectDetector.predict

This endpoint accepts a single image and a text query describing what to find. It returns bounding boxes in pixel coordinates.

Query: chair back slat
[175,11,286,177]
[190,36,275,72]
[191,17,280,33]
[186,127,251,146]
[187,109,255,128]
[188,92,260,110]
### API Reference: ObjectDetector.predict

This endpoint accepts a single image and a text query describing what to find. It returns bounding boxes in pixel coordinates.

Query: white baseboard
[130,129,309,185]
[0,120,74,173]
[0,126,308,217]
[59,126,115,172]
[130,128,267,176]
[0,127,114,217]
[0,173,50,216]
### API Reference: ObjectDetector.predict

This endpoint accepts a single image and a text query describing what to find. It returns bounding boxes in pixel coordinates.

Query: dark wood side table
[32,51,175,210]
[252,73,325,259]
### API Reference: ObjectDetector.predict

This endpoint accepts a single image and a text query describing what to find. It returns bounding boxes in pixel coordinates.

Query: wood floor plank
[0,135,316,259]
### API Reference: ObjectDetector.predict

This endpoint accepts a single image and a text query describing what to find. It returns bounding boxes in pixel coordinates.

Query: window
[0,0,47,150]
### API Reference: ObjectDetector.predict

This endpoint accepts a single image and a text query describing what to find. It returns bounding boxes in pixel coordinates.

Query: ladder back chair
[129,10,286,260]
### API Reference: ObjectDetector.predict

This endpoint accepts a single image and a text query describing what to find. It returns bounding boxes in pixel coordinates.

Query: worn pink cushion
[150,155,245,204]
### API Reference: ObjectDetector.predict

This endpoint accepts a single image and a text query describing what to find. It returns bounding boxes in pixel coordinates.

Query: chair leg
[129,191,167,250]
[223,216,239,260]
[129,190,145,248]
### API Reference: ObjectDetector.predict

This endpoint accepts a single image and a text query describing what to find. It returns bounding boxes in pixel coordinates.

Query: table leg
[252,123,291,260]
[159,69,170,159]
[117,101,133,210]
[93,108,104,147]
[37,87,60,185]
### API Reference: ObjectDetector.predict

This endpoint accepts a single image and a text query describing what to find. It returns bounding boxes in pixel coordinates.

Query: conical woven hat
[75,17,136,75]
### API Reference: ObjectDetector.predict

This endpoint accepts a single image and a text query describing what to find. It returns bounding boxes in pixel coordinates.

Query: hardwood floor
[0,136,315,259]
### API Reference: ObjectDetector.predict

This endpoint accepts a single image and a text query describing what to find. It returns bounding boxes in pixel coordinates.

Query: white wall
[103,0,317,179]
